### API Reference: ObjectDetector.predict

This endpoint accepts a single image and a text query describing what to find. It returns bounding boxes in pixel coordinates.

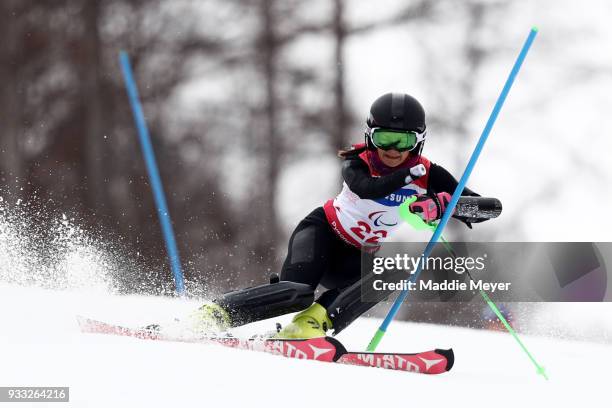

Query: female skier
[191,92,490,338]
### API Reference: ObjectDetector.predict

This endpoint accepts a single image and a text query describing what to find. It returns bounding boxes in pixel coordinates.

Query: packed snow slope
[0,283,609,408]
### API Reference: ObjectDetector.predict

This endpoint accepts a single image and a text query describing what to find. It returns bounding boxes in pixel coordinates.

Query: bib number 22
[350,221,387,244]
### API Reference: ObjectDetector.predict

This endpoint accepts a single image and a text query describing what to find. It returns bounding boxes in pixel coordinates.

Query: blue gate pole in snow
[367,27,538,351]
[119,51,186,296]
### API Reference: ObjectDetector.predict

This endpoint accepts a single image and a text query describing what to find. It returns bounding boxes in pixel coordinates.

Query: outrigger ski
[77,316,454,374]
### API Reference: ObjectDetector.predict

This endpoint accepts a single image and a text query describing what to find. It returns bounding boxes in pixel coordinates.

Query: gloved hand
[408,192,452,223]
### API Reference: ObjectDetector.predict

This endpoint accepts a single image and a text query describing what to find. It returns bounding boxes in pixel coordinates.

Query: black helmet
[365,93,427,155]
[366,92,426,132]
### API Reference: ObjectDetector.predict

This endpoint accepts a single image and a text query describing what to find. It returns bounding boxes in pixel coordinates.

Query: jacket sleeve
[341,157,412,199]
[427,163,479,197]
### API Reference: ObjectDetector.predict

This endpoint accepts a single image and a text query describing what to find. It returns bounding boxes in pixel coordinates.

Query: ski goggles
[367,128,426,152]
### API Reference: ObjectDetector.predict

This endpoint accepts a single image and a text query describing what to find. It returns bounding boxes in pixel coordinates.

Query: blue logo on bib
[373,187,418,207]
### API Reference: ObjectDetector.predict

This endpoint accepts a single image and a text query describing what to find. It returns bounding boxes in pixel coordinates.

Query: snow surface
[1,283,609,408]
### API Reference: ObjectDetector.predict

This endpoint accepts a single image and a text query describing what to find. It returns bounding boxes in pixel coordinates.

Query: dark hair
[337,144,367,159]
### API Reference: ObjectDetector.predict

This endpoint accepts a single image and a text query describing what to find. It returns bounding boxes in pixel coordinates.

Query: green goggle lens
[371,130,418,151]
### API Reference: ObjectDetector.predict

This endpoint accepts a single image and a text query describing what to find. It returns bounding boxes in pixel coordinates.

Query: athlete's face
[377,148,409,167]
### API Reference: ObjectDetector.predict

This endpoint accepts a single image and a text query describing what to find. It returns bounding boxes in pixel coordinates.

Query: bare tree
[261,0,281,245]
[82,0,109,216]
[331,0,348,152]
[0,0,25,199]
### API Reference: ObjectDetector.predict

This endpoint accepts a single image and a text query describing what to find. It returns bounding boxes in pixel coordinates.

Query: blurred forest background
[1,0,612,326]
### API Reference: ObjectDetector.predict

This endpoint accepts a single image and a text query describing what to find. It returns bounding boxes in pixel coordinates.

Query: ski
[77,316,453,374]
[454,196,502,220]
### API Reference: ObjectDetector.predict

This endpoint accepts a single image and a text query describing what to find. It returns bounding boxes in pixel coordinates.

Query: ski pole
[366,27,538,352]
[119,51,186,296]
[397,205,548,379]
[440,237,548,379]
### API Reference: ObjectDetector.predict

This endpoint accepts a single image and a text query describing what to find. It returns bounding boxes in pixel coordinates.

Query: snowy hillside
[0,283,609,407]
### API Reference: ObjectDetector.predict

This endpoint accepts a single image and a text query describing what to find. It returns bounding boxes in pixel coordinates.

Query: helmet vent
[390,93,405,128]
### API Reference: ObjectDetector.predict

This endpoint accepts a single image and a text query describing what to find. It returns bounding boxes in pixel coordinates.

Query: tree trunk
[260,0,280,253]
[0,0,24,199]
[82,0,108,217]
[332,0,348,153]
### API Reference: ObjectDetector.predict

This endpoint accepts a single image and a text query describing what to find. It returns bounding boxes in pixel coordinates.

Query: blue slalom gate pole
[367,27,538,351]
[119,51,186,296]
